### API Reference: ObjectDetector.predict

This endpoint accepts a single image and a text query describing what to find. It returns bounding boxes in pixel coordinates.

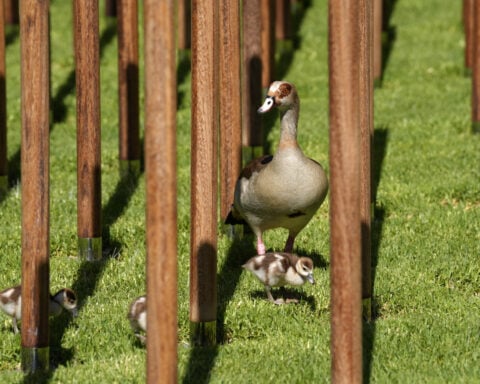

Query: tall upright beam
[20,0,50,374]
[177,0,191,51]
[220,0,242,223]
[190,0,219,345]
[144,0,178,382]
[74,0,102,260]
[261,0,275,88]
[0,0,7,197]
[359,0,373,321]
[105,0,116,17]
[373,0,382,85]
[5,0,19,25]
[464,0,474,75]
[242,0,263,163]
[117,0,140,177]
[329,0,363,383]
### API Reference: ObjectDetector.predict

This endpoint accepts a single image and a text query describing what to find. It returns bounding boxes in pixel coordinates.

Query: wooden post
[473,0,480,133]
[144,0,178,382]
[74,0,102,260]
[0,0,7,197]
[261,0,275,88]
[4,0,18,25]
[359,0,373,321]
[220,0,242,223]
[190,0,219,345]
[373,0,382,85]
[275,0,292,41]
[177,0,191,51]
[242,0,263,163]
[465,0,474,75]
[329,0,363,383]
[105,0,116,17]
[117,0,140,177]
[20,0,50,374]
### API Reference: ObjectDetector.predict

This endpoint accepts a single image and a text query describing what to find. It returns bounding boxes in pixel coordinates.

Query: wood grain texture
[329,0,363,382]
[74,0,102,238]
[220,0,242,221]
[0,0,6,177]
[373,0,382,82]
[261,0,275,88]
[242,0,263,147]
[359,0,373,305]
[5,0,19,25]
[20,0,50,349]
[275,0,292,40]
[117,0,140,162]
[190,0,218,323]
[144,0,178,382]
[177,0,191,50]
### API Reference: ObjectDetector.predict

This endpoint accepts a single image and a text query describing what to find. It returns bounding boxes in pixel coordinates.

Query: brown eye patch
[278,83,292,98]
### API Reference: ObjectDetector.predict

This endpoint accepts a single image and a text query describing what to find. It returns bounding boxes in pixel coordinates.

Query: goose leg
[265,286,285,305]
[284,234,296,253]
[257,236,266,255]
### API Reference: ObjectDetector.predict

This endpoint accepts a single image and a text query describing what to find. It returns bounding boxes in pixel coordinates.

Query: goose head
[258,81,299,114]
[296,257,315,284]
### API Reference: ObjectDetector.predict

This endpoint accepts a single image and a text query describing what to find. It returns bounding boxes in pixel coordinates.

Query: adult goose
[226,81,328,255]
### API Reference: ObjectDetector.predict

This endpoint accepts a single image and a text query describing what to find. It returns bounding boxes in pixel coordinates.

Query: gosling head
[258,81,298,114]
[52,288,78,317]
[296,257,315,285]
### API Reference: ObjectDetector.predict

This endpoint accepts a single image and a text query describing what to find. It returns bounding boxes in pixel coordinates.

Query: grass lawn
[0,0,479,383]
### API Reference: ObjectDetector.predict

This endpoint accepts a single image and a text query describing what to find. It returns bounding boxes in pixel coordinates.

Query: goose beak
[257,96,275,114]
[307,274,315,285]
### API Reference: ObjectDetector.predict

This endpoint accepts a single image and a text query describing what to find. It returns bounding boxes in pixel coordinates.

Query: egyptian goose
[0,285,78,334]
[243,252,315,304]
[127,295,146,343]
[226,81,328,255]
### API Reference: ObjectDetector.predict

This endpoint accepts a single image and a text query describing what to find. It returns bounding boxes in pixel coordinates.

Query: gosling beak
[307,274,315,285]
[70,308,79,318]
[257,96,275,114]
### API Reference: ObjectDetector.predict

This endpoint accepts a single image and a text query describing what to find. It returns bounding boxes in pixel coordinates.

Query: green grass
[0,0,479,382]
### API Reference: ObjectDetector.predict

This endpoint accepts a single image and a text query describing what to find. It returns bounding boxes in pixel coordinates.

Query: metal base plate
[78,237,102,261]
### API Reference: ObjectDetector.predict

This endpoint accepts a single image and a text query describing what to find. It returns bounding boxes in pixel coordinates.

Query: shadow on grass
[363,127,389,383]
[182,236,255,384]
[51,18,117,124]
[46,169,142,376]
[249,287,316,312]
[377,0,398,86]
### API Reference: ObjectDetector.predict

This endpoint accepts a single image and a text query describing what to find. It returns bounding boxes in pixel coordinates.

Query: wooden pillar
[4,0,18,25]
[105,0,116,17]
[275,0,292,41]
[359,0,373,321]
[117,0,140,177]
[144,0,178,382]
[190,0,219,345]
[74,0,102,260]
[261,0,275,88]
[329,0,363,383]
[473,0,480,133]
[242,0,263,162]
[373,0,382,85]
[465,0,474,75]
[20,0,50,374]
[0,0,7,197]
[220,0,242,223]
[177,0,191,51]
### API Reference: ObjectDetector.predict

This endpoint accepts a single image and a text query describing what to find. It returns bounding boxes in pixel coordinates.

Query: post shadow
[377,0,398,86]
[363,126,388,383]
[182,236,256,383]
[48,163,142,369]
